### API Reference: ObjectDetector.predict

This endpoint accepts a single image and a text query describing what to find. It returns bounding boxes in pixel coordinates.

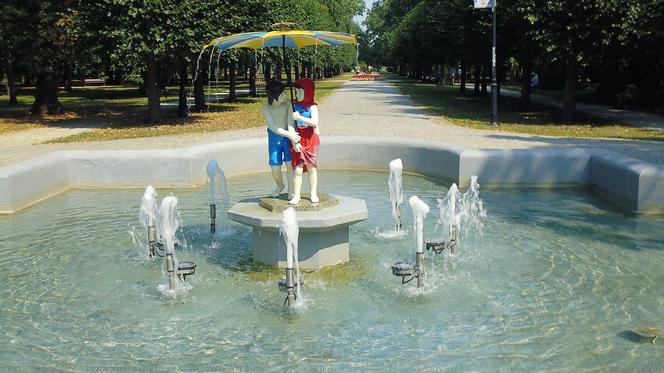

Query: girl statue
[263,80,301,198]
[289,79,320,205]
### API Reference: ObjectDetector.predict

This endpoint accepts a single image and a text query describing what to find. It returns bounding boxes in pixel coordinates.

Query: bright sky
[353,0,377,29]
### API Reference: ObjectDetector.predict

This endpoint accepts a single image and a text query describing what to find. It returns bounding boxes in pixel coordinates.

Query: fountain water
[388,158,404,230]
[139,185,159,258]
[391,195,429,288]
[433,175,486,251]
[206,160,232,235]
[156,195,196,293]
[278,207,304,308]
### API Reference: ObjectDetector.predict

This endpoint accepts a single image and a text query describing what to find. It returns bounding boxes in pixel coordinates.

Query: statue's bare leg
[308,166,319,203]
[289,165,304,205]
[286,164,294,199]
[270,165,285,197]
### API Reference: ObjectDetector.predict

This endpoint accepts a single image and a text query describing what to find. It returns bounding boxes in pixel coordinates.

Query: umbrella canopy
[205,30,357,50]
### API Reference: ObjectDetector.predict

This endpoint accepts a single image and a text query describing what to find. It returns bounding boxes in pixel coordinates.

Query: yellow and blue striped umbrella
[205,30,357,50]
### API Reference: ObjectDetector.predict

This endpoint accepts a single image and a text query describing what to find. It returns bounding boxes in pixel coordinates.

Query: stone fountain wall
[1,137,663,214]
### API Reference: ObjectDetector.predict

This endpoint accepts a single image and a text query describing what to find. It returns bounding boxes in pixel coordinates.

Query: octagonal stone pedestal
[228,194,368,270]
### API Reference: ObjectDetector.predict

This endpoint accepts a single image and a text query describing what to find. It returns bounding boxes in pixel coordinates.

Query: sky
[353,0,377,29]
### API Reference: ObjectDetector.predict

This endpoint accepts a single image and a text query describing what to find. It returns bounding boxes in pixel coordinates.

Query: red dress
[289,79,319,172]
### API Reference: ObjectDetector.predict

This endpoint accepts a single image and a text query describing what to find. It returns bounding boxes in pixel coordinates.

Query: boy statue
[263,80,301,198]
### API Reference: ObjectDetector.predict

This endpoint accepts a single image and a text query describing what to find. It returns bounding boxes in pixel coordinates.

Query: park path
[500,88,664,132]
[1,79,663,168]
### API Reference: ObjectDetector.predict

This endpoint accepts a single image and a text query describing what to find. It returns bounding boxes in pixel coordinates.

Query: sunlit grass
[0,76,346,141]
[393,79,664,142]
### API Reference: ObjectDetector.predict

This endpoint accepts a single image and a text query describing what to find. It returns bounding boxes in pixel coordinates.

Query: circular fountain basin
[1,170,664,371]
[228,194,368,270]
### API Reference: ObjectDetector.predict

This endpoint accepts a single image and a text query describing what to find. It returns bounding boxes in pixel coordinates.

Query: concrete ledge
[1,136,663,214]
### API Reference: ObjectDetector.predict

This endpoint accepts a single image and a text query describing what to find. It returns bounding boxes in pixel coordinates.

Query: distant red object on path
[351,74,383,81]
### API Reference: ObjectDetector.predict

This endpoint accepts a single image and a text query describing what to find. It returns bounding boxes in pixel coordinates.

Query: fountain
[206,160,232,235]
[155,195,196,292]
[388,158,404,231]
[277,207,304,308]
[391,195,430,288]
[139,185,160,258]
[2,166,664,369]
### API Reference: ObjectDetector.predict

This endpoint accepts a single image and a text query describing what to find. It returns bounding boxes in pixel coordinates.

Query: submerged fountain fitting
[278,268,304,307]
[177,261,197,280]
[391,260,423,286]
[210,203,216,233]
[284,267,296,307]
[425,225,458,254]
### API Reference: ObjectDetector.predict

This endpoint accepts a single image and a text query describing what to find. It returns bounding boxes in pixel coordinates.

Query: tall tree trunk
[473,64,480,95]
[63,64,73,92]
[562,53,577,123]
[31,71,64,115]
[192,59,206,112]
[459,62,466,93]
[264,61,272,81]
[294,62,300,81]
[145,57,161,123]
[6,59,18,105]
[481,66,487,95]
[249,62,257,97]
[178,63,189,118]
[519,53,532,109]
[229,61,236,102]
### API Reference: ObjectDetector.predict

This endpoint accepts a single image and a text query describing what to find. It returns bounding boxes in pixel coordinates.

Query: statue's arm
[264,104,298,141]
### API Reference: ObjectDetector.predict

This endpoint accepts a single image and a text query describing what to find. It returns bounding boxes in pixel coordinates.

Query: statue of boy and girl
[263,79,320,205]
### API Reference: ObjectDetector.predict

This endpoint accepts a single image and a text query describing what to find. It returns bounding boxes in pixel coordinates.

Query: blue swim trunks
[267,128,292,166]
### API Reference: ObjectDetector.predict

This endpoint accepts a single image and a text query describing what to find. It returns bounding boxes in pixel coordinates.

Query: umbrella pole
[282,35,295,111]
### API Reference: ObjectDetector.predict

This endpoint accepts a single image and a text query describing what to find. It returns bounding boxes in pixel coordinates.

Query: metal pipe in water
[147,225,157,258]
[166,253,176,290]
[450,225,458,254]
[210,204,216,233]
[416,251,424,288]
[285,267,296,307]
[395,207,402,230]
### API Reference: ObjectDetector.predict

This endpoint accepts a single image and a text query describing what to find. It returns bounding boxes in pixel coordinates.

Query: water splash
[157,196,189,295]
[436,175,487,244]
[388,158,404,229]
[138,186,158,257]
[207,160,234,236]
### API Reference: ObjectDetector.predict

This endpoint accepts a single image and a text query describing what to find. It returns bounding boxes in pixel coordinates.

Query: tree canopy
[362,0,664,121]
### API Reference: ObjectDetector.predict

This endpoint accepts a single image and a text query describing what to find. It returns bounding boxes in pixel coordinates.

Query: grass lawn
[0,76,347,142]
[393,79,664,142]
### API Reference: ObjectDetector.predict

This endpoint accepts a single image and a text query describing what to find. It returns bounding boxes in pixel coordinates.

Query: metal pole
[416,251,424,288]
[166,253,176,290]
[490,2,498,125]
[285,267,295,307]
[281,35,295,112]
[209,203,216,233]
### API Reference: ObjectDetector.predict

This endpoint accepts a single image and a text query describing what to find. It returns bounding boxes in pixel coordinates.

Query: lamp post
[490,2,497,125]
[474,0,498,125]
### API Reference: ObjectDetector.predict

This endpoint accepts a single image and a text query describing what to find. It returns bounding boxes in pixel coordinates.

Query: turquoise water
[1,170,663,372]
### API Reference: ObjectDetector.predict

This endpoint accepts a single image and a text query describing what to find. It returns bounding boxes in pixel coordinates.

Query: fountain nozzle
[278,267,304,307]
[210,204,216,233]
[391,259,423,287]
[147,225,158,258]
[425,225,458,255]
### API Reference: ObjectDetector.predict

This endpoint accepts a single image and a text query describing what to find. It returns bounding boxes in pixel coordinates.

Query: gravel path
[1,79,663,167]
